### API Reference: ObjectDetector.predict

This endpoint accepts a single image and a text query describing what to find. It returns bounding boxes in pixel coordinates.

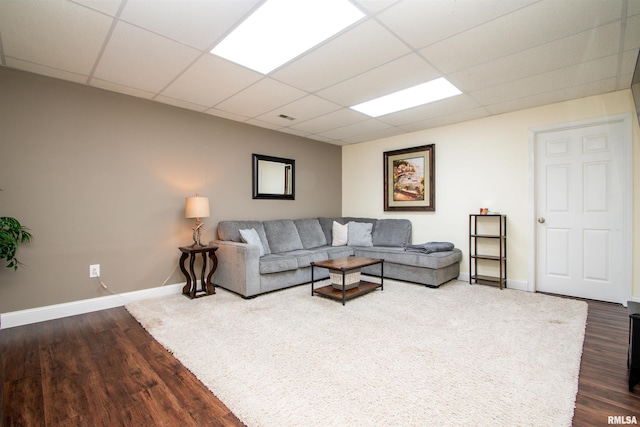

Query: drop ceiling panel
[288,108,368,134]
[377,0,537,49]
[316,118,392,140]
[72,0,123,16]
[90,78,156,100]
[214,78,307,118]
[93,21,200,93]
[399,107,490,133]
[255,95,342,126]
[485,78,617,115]
[630,0,640,16]
[378,95,482,127]
[449,22,621,92]
[470,55,619,106]
[341,126,406,145]
[271,19,411,93]
[354,0,400,15]
[317,54,440,106]
[0,0,636,145]
[0,0,112,75]
[420,0,623,74]
[120,0,260,51]
[162,55,262,108]
[624,14,640,51]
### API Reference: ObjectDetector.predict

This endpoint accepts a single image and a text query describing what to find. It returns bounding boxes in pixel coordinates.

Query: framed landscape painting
[383,144,435,211]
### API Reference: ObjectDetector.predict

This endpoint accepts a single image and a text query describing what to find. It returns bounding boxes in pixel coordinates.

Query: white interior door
[533,116,631,304]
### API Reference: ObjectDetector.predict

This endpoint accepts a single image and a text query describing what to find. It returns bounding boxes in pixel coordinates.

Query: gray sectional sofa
[210,217,462,298]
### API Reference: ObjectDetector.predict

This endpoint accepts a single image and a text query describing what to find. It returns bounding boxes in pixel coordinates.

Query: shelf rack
[469,214,507,289]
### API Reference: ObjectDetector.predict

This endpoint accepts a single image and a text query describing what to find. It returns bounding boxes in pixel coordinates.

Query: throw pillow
[239,228,265,257]
[347,221,373,247]
[332,221,348,246]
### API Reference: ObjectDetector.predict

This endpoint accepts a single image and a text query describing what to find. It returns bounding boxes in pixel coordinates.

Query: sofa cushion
[286,249,329,268]
[372,219,412,247]
[239,228,265,257]
[294,218,327,249]
[355,246,463,269]
[259,254,299,274]
[263,219,304,253]
[332,221,348,246]
[217,221,271,255]
[347,221,373,246]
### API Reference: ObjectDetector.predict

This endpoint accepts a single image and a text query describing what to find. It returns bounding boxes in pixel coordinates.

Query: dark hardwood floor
[1,297,639,426]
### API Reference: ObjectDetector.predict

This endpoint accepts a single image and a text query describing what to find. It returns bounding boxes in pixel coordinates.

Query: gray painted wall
[0,67,342,312]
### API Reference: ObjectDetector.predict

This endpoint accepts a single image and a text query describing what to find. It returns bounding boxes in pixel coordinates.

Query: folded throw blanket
[404,242,454,254]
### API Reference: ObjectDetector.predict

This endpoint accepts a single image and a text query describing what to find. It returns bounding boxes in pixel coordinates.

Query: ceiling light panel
[210,0,365,74]
[351,78,462,117]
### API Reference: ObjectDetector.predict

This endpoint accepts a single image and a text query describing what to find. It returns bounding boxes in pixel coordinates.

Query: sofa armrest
[210,240,261,297]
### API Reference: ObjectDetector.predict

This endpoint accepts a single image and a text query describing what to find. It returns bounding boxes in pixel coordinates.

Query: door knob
[538,217,545,224]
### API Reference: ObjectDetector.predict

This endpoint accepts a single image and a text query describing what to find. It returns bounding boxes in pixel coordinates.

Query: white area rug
[126,280,587,427]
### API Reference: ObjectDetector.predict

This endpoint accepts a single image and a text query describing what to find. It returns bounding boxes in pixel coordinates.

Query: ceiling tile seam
[615,0,629,88]
[369,15,453,81]
[203,0,266,54]
[416,0,547,53]
[86,0,128,86]
[67,0,119,17]
[209,75,307,118]
[270,106,357,131]
[318,52,435,103]
[301,116,385,138]
[152,51,218,102]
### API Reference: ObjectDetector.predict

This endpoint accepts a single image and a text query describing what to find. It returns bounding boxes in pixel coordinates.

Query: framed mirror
[252,154,295,200]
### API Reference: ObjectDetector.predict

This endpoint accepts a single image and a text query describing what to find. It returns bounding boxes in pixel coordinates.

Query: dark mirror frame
[252,154,295,200]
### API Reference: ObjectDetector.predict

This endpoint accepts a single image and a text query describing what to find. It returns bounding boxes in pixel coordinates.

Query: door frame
[528,113,633,303]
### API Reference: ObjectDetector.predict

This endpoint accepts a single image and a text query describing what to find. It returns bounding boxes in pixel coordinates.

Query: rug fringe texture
[126,280,587,427]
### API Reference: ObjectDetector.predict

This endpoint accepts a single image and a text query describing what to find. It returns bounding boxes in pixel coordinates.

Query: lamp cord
[94,264,179,302]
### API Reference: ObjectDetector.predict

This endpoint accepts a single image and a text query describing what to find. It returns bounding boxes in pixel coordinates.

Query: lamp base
[191,222,205,247]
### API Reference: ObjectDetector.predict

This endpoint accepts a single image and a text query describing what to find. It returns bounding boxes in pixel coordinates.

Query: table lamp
[185,194,210,247]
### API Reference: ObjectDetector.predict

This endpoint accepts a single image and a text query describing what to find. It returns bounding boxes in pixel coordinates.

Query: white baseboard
[1,282,185,329]
[457,272,528,291]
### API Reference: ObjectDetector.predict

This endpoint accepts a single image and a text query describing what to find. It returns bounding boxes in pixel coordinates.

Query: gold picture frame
[383,144,435,211]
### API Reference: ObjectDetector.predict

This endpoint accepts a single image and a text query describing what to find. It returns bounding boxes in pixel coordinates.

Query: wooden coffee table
[311,256,383,305]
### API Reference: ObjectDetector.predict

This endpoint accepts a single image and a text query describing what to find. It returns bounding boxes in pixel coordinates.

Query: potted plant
[0,216,32,270]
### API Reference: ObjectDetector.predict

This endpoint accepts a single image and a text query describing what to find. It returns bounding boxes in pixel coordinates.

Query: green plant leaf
[0,216,33,270]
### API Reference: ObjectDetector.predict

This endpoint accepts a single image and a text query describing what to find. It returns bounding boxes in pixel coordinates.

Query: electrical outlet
[89,264,100,278]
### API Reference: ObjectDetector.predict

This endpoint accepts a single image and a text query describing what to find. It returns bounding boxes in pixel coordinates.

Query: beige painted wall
[0,68,341,313]
[343,90,639,298]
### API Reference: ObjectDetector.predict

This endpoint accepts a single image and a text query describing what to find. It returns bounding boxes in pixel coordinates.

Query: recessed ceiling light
[211,0,365,74]
[351,78,462,117]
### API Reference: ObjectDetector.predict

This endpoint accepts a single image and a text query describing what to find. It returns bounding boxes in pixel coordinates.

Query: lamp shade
[185,195,210,219]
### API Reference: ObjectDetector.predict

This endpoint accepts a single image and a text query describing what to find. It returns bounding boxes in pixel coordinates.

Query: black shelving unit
[469,214,507,289]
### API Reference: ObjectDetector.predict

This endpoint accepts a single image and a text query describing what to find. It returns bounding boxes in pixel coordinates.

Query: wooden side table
[179,245,218,299]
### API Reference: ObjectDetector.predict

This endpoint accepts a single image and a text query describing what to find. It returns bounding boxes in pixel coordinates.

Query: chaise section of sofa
[210,217,462,298]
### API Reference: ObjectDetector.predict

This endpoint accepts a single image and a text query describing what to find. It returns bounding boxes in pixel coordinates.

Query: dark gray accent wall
[0,67,341,312]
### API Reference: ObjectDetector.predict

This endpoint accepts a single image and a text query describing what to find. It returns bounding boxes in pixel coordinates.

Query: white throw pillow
[331,221,348,246]
[239,228,265,257]
[347,221,373,247]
